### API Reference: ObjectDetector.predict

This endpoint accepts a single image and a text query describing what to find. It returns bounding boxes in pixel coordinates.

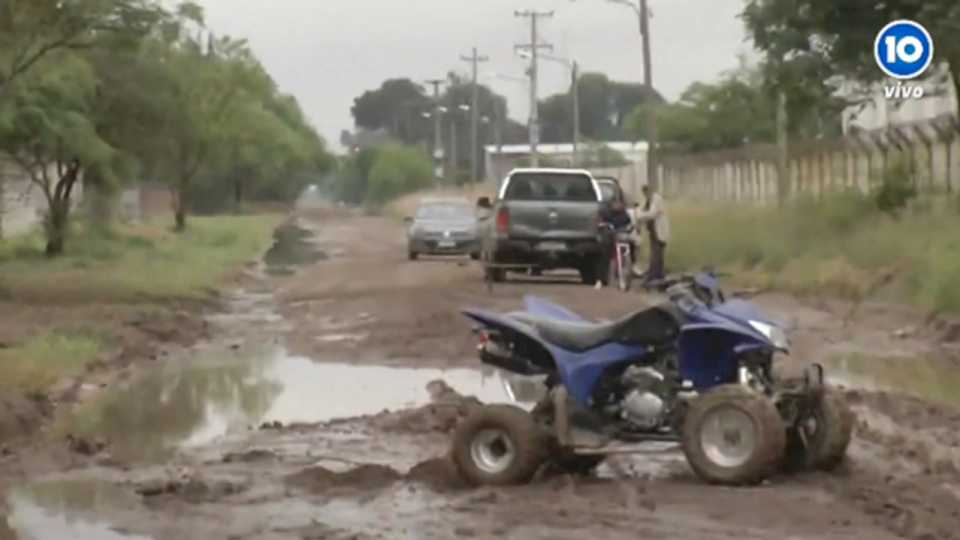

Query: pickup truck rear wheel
[487,267,505,282]
[578,257,604,286]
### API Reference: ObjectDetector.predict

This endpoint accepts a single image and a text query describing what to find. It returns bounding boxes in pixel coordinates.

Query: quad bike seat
[533,305,683,353]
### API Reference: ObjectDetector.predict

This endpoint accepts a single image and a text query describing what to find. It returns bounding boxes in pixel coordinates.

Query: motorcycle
[601,223,635,292]
[451,271,854,486]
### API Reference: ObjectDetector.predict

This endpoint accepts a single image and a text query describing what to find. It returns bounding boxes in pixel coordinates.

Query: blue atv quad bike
[451,271,854,486]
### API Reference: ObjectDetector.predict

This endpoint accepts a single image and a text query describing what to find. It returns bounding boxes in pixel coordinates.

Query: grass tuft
[0,333,103,394]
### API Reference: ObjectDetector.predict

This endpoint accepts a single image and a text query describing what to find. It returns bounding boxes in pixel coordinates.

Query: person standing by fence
[633,184,670,283]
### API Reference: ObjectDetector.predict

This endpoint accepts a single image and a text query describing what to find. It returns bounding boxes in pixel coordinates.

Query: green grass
[0,332,103,394]
[668,191,960,313]
[0,214,283,303]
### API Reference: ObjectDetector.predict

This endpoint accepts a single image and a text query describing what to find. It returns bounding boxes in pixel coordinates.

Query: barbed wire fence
[658,114,960,203]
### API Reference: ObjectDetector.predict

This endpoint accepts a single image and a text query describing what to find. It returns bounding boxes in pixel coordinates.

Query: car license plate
[537,241,566,251]
[438,240,456,248]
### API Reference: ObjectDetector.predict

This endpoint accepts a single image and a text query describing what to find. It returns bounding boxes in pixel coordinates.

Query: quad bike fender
[677,322,773,389]
[462,307,558,374]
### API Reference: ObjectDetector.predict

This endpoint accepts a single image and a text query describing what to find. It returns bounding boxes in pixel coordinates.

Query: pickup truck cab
[477,168,605,284]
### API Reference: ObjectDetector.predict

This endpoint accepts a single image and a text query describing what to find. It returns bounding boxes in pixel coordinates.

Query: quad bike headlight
[749,320,790,351]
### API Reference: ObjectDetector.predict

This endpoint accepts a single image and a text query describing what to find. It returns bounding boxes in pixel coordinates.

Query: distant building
[339,128,396,153]
[841,65,958,133]
[483,141,650,197]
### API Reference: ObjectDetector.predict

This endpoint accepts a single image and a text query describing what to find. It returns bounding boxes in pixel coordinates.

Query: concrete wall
[0,159,84,239]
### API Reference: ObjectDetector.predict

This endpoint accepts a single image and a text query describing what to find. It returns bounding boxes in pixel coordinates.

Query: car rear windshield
[415,203,473,219]
[503,173,597,202]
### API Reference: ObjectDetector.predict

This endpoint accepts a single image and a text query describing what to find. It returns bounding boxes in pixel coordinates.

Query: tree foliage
[0,0,332,254]
[742,0,960,114]
[539,73,665,143]
[327,144,432,207]
[626,61,842,153]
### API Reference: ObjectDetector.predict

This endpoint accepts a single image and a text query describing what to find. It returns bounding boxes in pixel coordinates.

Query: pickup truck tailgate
[504,200,599,239]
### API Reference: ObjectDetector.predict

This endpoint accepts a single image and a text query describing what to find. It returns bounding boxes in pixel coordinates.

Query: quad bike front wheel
[682,385,786,486]
[783,388,855,472]
[451,405,547,486]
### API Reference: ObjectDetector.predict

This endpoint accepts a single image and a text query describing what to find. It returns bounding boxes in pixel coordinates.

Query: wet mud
[4,206,960,539]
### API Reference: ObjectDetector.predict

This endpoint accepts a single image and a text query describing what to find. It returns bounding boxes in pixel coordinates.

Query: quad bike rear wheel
[783,388,854,472]
[682,385,786,486]
[451,404,547,486]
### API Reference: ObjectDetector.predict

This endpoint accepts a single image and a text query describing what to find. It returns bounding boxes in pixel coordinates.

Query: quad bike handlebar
[646,269,727,306]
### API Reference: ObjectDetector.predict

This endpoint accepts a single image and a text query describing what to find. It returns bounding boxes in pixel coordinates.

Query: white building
[483,141,650,197]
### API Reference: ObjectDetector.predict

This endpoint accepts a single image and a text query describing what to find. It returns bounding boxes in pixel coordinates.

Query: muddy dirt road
[3,205,960,539]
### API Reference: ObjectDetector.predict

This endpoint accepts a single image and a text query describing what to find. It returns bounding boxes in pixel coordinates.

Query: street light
[517,49,580,166]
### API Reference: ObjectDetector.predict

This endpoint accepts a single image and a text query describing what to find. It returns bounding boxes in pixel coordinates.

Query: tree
[0,52,115,255]
[625,61,841,152]
[137,5,276,230]
[539,73,665,143]
[0,0,160,100]
[350,79,431,144]
[743,0,960,116]
[440,74,510,181]
[365,144,432,206]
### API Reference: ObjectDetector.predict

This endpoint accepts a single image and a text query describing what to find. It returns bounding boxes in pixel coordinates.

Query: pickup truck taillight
[496,207,510,234]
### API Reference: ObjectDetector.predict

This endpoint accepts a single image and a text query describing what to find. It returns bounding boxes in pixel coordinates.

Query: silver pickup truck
[476,168,604,284]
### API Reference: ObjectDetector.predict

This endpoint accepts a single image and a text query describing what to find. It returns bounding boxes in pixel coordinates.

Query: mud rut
[3,205,959,540]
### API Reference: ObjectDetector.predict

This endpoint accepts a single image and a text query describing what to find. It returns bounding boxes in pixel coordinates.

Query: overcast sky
[197,0,753,152]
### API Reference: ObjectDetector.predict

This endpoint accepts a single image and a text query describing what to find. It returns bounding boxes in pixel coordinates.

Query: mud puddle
[6,480,152,540]
[58,344,531,462]
[263,222,327,276]
[825,352,960,407]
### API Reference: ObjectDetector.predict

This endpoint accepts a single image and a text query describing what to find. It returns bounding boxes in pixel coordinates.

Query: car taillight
[496,208,509,234]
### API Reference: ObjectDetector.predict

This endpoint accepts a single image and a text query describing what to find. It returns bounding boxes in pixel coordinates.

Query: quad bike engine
[619,366,670,430]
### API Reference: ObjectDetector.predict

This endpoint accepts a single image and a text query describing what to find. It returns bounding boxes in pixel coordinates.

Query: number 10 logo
[874,20,934,80]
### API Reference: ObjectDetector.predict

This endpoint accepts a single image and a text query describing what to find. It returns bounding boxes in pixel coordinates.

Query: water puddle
[60,345,530,461]
[6,480,152,540]
[263,222,327,276]
[824,353,960,407]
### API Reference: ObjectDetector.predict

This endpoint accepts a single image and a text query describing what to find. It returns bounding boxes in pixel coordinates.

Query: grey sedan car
[405,198,480,260]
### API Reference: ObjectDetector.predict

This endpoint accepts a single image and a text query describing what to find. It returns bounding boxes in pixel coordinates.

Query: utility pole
[638,0,658,190]
[424,78,446,180]
[776,90,789,207]
[449,115,458,181]
[461,47,489,183]
[515,10,554,167]
[572,60,580,167]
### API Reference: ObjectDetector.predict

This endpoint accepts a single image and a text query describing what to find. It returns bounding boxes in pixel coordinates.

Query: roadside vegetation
[0,2,318,420]
[1,1,332,255]
[326,144,434,210]
[0,215,282,303]
[0,333,103,395]
[670,170,960,314]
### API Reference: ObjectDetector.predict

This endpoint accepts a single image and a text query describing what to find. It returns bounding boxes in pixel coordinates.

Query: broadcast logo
[874,19,934,100]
